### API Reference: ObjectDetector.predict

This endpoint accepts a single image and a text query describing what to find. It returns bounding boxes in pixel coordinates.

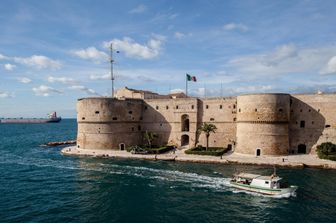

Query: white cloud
[104,36,165,59]
[4,63,16,71]
[17,77,32,84]
[174,32,192,39]
[223,23,248,32]
[0,54,7,60]
[170,88,185,94]
[32,85,63,96]
[89,74,111,80]
[227,44,336,77]
[0,91,14,98]
[47,76,76,84]
[129,4,147,14]
[14,55,61,69]
[69,85,101,96]
[71,47,108,63]
[320,56,336,75]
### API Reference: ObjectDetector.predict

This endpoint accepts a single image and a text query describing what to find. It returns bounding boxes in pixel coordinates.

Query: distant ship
[0,112,62,124]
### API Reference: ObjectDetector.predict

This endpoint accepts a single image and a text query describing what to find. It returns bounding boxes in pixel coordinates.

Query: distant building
[76,88,336,156]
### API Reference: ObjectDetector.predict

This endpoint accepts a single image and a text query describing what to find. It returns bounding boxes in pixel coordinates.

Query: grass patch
[185,146,228,156]
[316,142,336,161]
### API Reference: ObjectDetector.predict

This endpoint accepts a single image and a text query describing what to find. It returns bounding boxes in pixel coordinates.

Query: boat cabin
[233,173,282,189]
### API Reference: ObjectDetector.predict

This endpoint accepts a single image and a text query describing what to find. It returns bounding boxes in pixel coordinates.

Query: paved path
[61,146,336,169]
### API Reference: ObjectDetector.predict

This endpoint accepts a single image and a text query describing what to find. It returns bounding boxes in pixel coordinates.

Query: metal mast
[110,43,114,98]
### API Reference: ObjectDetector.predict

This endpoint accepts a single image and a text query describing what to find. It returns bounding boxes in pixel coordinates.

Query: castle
[76,87,336,156]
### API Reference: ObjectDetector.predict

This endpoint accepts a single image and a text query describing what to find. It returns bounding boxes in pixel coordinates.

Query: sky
[1,0,336,118]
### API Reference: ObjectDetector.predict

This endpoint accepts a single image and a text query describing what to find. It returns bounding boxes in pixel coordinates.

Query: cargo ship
[0,112,61,124]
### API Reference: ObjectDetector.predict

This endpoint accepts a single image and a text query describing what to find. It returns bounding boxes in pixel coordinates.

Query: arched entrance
[119,143,125,151]
[181,134,189,146]
[181,114,189,132]
[298,144,306,154]
[256,148,261,156]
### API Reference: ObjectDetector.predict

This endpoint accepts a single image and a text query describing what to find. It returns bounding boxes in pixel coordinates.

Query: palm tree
[144,130,158,148]
[198,122,217,151]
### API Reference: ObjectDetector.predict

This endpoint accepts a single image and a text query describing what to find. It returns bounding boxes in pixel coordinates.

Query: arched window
[181,114,189,132]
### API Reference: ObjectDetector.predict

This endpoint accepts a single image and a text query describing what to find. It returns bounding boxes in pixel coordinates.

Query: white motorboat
[230,169,298,196]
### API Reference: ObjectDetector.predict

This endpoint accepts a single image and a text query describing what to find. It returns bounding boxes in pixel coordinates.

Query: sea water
[0,119,335,222]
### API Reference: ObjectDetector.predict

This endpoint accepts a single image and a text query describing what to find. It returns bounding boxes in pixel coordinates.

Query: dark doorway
[228,144,232,150]
[300,121,305,128]
[256,149,261,156]
[181,114,190,132]
[298,144,306,154]
[119,143,125,151]
[181,134,189,146]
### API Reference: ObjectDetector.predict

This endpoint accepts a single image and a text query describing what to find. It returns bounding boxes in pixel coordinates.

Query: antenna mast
[110,43,114,98]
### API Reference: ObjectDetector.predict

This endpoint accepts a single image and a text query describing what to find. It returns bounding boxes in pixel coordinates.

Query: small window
[239,108,241,112]
[156,106,159,110]
[210,118,215,121]
[140,117,143,120]
[265,181,269,184]
[82,117,85,120]
[206,105,209,109]
[128,111,133,114]
[291,109,293,113]
[191,105,194,109]
[145,106,148,110]
[255,109,257,112]
[131,127,134,131]
[308,109,311,112]
[219,105,223,109]
[95,111,99,114]
[233,105,236,109]
[176,105,179,109]
[300,121,305,128]
[160,123,163,126]
[325,124,331,128]
[290,99,293,106]
[312,121,314,124]
[112,117,117,120]
[138,125,141,131]
[233,118,236,122]
[279,108,283,112]
[300,109,303,112]
[166,106,169,110]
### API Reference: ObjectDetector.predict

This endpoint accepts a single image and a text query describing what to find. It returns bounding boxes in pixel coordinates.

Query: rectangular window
[300,121,305,128]
[219,105,223,109]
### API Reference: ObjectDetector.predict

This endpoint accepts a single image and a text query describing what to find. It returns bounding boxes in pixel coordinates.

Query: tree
[198,122,217,151]
[144,130,158,148]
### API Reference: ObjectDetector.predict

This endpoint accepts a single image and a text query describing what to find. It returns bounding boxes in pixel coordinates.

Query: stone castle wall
[76,93,336,156]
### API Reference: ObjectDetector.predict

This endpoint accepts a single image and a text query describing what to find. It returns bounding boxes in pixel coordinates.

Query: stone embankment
[61,146,336,170]
[43,140,76,147]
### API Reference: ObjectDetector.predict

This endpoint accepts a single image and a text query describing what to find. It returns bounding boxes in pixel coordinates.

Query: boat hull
[230,182,297,196]
[0,117,61,124]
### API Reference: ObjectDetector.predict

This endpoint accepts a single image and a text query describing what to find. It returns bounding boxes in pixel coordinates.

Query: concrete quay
[61,147,336,170]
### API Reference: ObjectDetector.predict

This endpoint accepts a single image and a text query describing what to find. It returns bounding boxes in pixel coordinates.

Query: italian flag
[186,73,197,82]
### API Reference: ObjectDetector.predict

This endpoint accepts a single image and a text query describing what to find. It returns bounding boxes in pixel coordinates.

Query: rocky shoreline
[61,146,336,170]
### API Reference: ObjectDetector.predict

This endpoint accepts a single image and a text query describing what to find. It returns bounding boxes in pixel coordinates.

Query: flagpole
[186,74,188,97]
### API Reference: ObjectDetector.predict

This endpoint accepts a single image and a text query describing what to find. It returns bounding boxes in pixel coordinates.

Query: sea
[0,119,335,223]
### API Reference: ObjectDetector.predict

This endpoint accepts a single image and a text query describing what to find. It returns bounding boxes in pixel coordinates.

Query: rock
[45,140,76,147]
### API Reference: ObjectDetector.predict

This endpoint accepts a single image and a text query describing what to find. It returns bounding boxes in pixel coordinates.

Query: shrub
[185,146,228,156]
[316,142,336,161]
[146,146,174,154]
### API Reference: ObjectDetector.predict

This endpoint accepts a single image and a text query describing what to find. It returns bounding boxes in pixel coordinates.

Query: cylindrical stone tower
[76,98,143,150]
[235,94,290,156]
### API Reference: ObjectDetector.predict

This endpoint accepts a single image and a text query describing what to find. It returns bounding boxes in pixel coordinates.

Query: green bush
[127,145,174,154]
[316,142,336,161]
[185,146,228,156]
[146,146,174,154]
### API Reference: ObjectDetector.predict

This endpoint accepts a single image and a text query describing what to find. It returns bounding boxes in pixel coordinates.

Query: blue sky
[1,0,336,117]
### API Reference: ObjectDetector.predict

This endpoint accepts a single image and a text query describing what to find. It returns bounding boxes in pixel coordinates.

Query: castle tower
[235,94,290,156]
[76,98,143,150]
